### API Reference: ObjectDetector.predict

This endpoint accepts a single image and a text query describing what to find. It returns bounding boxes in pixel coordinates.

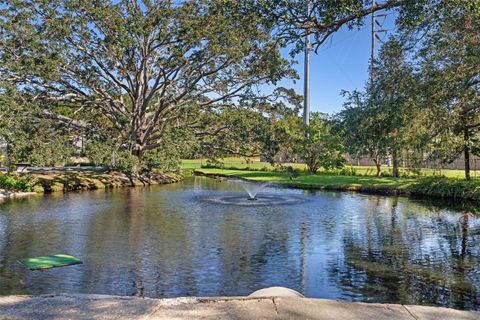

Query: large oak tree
[0,0,293,158]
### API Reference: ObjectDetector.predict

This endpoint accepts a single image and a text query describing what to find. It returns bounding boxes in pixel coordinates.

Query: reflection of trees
[80,187,194,297]
[300,220,307,294]
[126,188,145,297]
[2,181,479,307]
[1,193,115,295]
[0,213,15,294]
[333,197,410,303]
[0,196,66,295]
[330,196,480,310]
[213,207,300,295]
[80,186,303,298]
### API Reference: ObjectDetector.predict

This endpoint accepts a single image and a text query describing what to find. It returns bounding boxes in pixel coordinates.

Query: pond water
[0,176,479,310]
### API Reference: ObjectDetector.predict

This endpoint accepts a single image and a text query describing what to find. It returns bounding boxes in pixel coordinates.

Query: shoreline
[194,170,409,195]
[0,171,182,200]
[0,190,38,200]
[0,293,478,319]
[34,170,182,193]
[193,170,480,205]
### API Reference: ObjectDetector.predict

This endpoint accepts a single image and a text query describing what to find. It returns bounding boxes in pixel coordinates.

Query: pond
[0,176,479,310]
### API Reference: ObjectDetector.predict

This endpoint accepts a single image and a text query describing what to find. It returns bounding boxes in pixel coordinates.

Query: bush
[112,150,141,176]
[201,159,224,169]
[382,170,393,177]
[0,174,39,192]
[141,150,180,173]
[409,177,480,202]
[338,166,357,176]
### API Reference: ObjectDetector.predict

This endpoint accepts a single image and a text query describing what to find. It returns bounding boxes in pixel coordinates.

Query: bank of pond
[193,169,480,205]
[0,176,479,310]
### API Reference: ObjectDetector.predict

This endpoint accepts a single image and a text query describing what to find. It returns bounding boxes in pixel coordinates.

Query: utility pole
[303,0,311,126]
[371,0,387,83]
[371,0,375,82]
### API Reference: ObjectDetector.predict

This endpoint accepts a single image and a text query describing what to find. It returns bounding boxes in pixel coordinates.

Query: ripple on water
[197,194,306,206]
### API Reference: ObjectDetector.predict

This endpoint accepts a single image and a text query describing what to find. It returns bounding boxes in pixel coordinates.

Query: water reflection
[0,177,479,310]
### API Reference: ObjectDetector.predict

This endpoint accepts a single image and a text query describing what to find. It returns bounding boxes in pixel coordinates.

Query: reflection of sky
[0,177,478,310]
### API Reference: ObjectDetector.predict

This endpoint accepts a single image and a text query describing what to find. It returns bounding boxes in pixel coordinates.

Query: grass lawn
[193,168,417,190]
[181,157,474,179]
[184,157,480,202]
[192,167,480,203]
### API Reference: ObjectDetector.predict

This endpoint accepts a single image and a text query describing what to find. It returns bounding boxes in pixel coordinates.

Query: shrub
[203,159,224,169]
[338,166,357,176]
[409,177,480,202]
[0,174,39,192]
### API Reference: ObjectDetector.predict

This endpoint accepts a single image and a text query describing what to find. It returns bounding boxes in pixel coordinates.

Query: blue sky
[277,12,396,115]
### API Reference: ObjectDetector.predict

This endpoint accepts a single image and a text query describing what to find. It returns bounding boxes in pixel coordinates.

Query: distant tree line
[339,3,479,180]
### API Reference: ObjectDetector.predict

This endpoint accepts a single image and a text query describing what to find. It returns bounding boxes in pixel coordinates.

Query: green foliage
[0,0,477,183]
[27,136,74,167]
[322,166,358,177]
[0,84,75,166]
[0,0,294,159]
[246,0,405,56]
[294,113,346,174]
[196,167,480,202]
[84,127,184,174]
[410,177,480,202]
[414,5,480,180]
[0,174,38,192]
[111,150,141,177]
[85,141,114,167]
[338,37,418,178]
[192,106,267,159]
[339,5,479,181]
[141,149,180,174]
[338,90,389,177]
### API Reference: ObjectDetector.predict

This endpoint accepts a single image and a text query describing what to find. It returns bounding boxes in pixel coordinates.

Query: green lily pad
[18,254,82,270]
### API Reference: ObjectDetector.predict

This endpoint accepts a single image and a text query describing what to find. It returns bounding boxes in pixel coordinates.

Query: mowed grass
[192,168,417,190]
[181,157,473,179]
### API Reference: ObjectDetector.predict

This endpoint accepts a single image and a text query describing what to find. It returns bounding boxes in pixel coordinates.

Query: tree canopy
[0,0,478,180]
[0,0,294,158]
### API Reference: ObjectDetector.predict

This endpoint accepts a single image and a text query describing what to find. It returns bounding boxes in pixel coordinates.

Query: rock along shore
[0,189,37,200]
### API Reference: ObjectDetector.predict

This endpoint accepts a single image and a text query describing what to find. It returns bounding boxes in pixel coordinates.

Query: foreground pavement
[0,294,479,320]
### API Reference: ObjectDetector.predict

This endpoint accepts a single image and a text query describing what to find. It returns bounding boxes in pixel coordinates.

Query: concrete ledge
[0,294,479,320]
[249,286,305,298]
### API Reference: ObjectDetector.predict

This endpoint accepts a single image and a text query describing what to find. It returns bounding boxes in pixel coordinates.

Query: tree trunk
[308,164,318,174]
[307,158,319,174]
[372,156,382,177]
[128,145,145,181]
[464,128,471,181]
[131,144,144,158]
[392,148,399,178]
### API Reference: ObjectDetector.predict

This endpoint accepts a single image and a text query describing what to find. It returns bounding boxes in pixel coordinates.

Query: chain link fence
[345,155,480,178]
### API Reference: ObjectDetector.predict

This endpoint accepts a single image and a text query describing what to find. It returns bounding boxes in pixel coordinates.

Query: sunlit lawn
[181,157,473,179]
[192,167,417,190]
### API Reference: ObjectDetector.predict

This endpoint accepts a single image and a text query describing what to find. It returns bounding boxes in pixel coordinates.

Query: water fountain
[198,178,305,206]
[237,180,269,201]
